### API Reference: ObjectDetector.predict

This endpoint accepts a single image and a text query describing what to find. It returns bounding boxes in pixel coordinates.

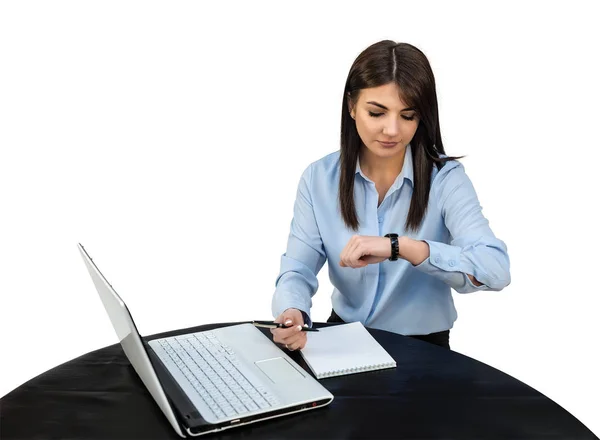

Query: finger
[340,235,360,267]
[270,326,289,336]
[339,247,348,267]
[355,259,368,268]
[288,334,308,350]
[279,324,304,337]
[272,329,288,344]
[353,243,373,267]
[345,239,363,268]
[271,315,293,337]
[296,338,307,350]
[280,327,307,345]
[272,324,304,344]
[283,332,307,349]
[339,235,359,268]
[341,245,357,267]
[281,308,304,326]
[282,332,306,346]
[272,318,295,338]
[274,315,293,325]
[362,255,384,264]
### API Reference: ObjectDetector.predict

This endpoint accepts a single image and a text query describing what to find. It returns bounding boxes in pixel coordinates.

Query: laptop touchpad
[255,357,305,383]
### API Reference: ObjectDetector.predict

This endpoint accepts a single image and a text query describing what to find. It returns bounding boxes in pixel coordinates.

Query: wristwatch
[384,233,399,261]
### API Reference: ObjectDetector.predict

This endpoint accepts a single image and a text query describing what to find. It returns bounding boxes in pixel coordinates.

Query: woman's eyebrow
[366,101,415,112]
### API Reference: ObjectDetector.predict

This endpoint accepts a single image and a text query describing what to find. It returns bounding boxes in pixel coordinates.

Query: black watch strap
[384,233,399,261]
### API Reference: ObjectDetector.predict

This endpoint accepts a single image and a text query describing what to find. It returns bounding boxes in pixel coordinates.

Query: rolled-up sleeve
[414,162,511,293]
[271,164,327,323]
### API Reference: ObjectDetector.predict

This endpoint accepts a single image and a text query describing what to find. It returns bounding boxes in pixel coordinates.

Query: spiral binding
[317,362,395,379]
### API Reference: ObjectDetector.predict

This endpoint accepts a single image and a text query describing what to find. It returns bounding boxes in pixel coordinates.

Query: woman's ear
[347,93,355,119]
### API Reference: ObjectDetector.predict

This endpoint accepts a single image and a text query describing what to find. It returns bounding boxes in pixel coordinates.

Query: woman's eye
[368,111,416,121]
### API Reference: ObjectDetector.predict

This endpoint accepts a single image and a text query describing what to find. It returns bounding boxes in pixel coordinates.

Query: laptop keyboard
[158,331,280,420]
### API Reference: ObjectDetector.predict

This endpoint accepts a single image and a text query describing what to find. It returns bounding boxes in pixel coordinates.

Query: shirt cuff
[300,311,313,328]
[414,240,488,293]
[271,292,312,327]
[422,240,462,272]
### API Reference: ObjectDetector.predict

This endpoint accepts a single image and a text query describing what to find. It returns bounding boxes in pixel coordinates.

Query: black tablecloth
[1,322,597,439]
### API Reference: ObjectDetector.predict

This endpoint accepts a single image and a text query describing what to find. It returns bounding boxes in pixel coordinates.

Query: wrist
[398,236,430,265]
[397,236,409,259]
[383,233,399,261]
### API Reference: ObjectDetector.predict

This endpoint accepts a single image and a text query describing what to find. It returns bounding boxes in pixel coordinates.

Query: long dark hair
[339,40,462,232]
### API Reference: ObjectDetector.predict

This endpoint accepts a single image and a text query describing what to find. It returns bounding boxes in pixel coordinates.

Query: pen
[252,320,319,332]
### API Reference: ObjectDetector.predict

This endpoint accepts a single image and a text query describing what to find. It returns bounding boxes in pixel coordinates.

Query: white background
[1,1,598,436]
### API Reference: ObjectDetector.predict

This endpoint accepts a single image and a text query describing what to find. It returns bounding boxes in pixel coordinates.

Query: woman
[270,40,510,351]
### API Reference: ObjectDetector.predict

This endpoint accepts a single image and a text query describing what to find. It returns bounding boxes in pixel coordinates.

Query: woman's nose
[382,117,400,137]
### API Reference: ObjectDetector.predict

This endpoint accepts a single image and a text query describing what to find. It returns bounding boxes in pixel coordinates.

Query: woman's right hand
[270,308,307,351]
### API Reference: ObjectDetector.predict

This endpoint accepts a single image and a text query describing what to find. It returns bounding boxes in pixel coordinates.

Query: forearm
[271,242,326,325]
[272,257,318,319]
[398,236,429,266]
[399,236,483,286]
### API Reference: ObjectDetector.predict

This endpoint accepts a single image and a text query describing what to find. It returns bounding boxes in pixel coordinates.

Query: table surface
[1,322,597,440]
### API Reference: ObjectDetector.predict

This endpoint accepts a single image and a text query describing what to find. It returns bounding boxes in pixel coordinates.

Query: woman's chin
[375,144,403,156]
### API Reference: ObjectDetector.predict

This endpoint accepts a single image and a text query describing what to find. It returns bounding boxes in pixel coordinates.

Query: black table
[1,322,597,439]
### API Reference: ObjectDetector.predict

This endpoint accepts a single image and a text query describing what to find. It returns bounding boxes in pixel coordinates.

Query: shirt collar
[355,144,414,189]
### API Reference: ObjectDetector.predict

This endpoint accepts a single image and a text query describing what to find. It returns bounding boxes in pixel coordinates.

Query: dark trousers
[327,309,450,350]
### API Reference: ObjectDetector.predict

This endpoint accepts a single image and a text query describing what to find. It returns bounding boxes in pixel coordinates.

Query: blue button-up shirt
[271,145,511,335]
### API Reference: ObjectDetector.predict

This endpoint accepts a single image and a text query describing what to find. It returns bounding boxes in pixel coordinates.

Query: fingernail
[285,319,292,326]
[296,325,302,331]
[303,324,308,327]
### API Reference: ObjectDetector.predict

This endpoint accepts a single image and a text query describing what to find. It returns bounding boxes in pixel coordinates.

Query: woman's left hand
[339,235,392,268]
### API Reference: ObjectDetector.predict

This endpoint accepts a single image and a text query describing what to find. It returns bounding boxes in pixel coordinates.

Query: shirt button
[378,217,383,223]
[449,260,455,267]
[435,256,441,263]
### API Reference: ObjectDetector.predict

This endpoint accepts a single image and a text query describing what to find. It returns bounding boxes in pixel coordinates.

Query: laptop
[77,243,333,437]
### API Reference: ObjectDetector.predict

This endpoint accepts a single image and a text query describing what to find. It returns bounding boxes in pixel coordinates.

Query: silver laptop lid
[77,243,186,438]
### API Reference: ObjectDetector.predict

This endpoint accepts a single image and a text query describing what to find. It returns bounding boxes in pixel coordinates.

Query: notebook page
[300,322,396,379]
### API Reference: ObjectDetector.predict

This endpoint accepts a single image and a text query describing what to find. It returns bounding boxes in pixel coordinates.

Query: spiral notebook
[300,321,396,379]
